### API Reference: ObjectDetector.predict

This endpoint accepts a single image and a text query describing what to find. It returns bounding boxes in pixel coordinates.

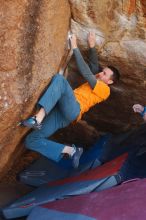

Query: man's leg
[25,106,70,162]
[38,74,80,121]
[21,74,80,129]
[118,146,146,182]
[98,131,133,164]
[25,106,83,167]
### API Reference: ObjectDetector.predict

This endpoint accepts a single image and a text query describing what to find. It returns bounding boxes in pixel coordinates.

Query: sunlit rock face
[0,0,70,176]
[1,0,146,177]
[67,0,146,134]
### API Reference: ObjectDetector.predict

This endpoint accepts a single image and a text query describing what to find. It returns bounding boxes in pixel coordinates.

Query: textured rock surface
[1,0,146,178]
[0,0,70,176]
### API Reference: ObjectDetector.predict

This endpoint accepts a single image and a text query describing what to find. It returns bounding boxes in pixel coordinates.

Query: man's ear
[108,79,113,85]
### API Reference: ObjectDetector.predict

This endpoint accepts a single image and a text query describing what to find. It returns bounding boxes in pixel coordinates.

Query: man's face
[96,67,113,85]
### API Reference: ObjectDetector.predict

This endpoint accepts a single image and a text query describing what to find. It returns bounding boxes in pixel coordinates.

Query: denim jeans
[119,146,146,181]
[25,74,80,162]
[98,124,146,163]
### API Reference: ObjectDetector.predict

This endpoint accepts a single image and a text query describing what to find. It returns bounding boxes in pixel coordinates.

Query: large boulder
[0,0,70,176]
[1,0,146,178]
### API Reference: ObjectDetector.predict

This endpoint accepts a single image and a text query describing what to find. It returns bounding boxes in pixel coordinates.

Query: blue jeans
[25,74,80,162]
[119,146,146,181]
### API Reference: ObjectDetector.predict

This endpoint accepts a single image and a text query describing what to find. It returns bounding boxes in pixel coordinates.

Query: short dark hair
[108,65,120,83]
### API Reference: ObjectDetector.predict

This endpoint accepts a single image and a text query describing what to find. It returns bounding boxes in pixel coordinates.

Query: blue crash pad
[2,154,126,219]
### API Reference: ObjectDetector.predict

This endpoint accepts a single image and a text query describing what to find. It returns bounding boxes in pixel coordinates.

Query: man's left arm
[88,32,102,74]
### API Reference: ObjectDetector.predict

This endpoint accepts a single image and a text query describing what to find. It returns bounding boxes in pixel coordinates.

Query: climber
[20,32,120,168]
[133,103,146,122]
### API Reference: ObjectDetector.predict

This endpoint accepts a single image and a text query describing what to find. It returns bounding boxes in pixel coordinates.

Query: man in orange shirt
[21,33,120,168]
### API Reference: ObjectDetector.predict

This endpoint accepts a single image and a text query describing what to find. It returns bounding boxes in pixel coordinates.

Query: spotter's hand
[132,104,144,113]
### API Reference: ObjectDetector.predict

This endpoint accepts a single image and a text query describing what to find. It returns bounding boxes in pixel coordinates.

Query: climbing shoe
[19,116,42,130]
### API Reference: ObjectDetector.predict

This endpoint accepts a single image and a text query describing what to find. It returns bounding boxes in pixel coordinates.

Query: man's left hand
[88,32,96,48]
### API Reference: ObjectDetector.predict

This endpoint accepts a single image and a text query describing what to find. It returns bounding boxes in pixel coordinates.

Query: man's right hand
[88,32,96,48]
[133,104,144,113]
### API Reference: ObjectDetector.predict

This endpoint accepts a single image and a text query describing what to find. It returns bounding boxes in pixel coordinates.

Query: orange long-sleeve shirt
[74,80,110,121]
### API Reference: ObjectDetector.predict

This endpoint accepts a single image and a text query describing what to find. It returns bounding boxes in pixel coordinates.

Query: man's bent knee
[53,73,64,82]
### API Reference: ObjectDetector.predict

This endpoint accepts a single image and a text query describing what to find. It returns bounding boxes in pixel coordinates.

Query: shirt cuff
[140,106,146,117]
[89,47,96,51]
